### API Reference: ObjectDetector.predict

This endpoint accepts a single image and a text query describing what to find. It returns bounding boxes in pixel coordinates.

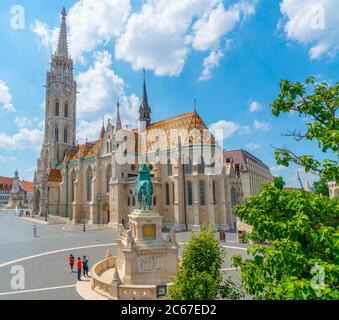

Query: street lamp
[83,211,86,232]
[45,186,50,222]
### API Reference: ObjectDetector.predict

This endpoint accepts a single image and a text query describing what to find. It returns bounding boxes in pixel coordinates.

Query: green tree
[313,178,330,196]
[167,225,242,300]
[273,176,286,190]
[271,77,338,181]
[232,78,339,300]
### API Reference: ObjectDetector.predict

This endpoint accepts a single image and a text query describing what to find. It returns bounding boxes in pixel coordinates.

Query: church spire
[115,102,122,131]
[55,7,69,58]
[139,69,151,128]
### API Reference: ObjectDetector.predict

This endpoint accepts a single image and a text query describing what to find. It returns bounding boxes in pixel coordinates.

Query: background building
[328,181,339,199]
[224,149,273,240]
[0,171,33,209]
[224,149,273,198]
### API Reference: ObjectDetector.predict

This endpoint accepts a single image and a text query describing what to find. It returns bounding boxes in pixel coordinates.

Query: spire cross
[193,99,197,112]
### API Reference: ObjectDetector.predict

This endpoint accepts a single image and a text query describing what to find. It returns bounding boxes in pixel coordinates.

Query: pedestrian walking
[83,256,89,277]
[33,225,37,237]
[77,257,82,281]
[69,254,75,273]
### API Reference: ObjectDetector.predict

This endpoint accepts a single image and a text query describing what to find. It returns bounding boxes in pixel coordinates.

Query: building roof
[223,149,270,172]
[60,110,215,163]
[0,176,14,190]
[48,169,62,183]
[0,176,33,191]
[21,181,33,192]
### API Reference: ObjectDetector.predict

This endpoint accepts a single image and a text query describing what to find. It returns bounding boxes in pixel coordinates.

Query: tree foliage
[270,77,338,182]
[167,225,243,300]
[313,178,330,197]
[232,77,339,300]
[273,176,286,190]
[233,184,339,300]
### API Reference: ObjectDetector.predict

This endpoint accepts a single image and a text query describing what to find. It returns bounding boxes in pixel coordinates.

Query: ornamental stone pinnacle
[56,7,69,58]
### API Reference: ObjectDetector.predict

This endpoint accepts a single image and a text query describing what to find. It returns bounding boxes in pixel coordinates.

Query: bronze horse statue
[135,164,153,211]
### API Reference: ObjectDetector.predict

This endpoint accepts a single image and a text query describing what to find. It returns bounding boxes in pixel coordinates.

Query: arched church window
[199,180,206,206]
[184,157,193,174]
[54,127,59,142]
[55,102,60,116]
[167,159,172,176]
[64,128,68,144]
[231,188,236,205]
[106,165,112,193]
[212,180,216,205]
[187,181,193,206]
[64,103,69,118]
[153,196,156,207]
[86,167,93,202]
[165,183,170,206]
[198,156,205,174]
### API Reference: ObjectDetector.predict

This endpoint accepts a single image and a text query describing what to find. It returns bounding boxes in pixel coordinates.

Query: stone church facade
[33,8,245,231]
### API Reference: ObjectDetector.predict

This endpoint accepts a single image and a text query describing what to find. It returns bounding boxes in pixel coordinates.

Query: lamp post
[83,210,86,232]
[45,186,49,222]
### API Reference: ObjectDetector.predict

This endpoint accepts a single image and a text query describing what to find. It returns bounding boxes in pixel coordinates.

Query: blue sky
[0,0,338,187]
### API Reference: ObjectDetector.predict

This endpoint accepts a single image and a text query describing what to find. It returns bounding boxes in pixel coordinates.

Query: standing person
[82,256,89,277]
[77,257,82,281]
[33,225,37,237]
[69,254,75,273]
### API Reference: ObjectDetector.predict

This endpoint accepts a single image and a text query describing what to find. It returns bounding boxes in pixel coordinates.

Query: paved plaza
[0,210,249,300]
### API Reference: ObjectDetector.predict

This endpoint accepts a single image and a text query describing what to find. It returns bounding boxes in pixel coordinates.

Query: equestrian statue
[135,164,153,211]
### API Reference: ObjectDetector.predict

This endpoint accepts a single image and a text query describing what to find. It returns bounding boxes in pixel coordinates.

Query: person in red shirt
[69,254,75,273]
[77,257,82,281]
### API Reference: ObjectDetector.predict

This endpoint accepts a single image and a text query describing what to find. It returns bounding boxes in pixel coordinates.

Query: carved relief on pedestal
[138,255,164,273]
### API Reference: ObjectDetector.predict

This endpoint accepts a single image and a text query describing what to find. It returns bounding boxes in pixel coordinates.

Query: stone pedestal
[116,209,178,286]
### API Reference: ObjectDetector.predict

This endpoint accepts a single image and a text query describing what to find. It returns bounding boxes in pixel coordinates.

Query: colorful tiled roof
[59,111,215,163]
[48,169,62,183]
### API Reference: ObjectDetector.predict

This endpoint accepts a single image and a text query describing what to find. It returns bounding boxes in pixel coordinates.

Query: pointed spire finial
[193,99,197,113]
[56,7,69,58]
[115,101,122,131]
[61,7,67,19]
[139,69,151,128]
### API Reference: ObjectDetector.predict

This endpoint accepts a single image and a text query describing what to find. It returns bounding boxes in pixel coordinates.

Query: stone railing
[90,256,173,300]
[90,256,117,300]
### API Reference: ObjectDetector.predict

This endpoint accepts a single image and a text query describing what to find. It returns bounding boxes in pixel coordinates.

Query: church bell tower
[43,7,77,167]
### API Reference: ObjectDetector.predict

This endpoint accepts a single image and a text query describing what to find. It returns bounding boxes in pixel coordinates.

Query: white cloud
[76,51,125,115]
[31,0,131,62]
[0,128,43,150]
[14,117,33,128]
[68,0,131,61]
[245,142,261,150]
[253,119,272,131]
[209,120,241,140]
[30,20,59,51]
[191,0,256,51]
[279,0,339,59]
[0,155,17,162]
[76,50,139,126]
[116,0,257,77]
[0,81,16,113]
[249,100,262,112]
[270,165,286,173]
[199,49,224,81]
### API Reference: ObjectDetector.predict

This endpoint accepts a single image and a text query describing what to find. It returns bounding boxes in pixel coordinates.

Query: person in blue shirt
[82,256,89,277]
